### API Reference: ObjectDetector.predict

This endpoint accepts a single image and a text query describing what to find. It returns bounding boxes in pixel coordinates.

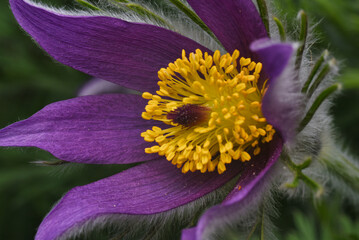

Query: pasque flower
[1,0,342,239]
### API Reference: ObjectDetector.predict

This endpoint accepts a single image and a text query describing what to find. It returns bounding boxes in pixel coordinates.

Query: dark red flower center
[167,104,210,127]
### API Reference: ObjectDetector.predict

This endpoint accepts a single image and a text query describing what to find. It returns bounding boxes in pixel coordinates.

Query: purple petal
[10,0,210,93]
[35,159,242,240]
[181,227,197,240]
[187,0,267,57]
[182,135,283,240]
[0,94,160,164]
[78,78,138,96]
[251,39,300,142]
[250,39,294,82]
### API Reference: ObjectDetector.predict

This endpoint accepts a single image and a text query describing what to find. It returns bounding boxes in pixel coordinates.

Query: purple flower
[1,0,332,239]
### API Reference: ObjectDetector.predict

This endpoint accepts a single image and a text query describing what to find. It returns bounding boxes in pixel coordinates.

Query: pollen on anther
[141,49,275,174]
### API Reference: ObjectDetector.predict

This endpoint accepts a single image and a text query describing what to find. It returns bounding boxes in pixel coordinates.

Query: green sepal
[307,58,336,98]
[75,0,100,11]
[302,50,329,93]
[256,0,270,37]
[126,3,171,27]
[273,17,286,41]
[298,84,340,132]
[295,10,308,70]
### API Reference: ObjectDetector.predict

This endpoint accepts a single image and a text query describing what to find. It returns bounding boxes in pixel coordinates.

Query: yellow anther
[141,49,274,174]
[203,140,211,148]
[192,81,205,92]
[257,128,266,136]
[182,161,190,173]
[246,75,255,81]
[146,130,158,138]
[225,141,233,151]
[224,113,231,119]
[218,161,226,174]
[142,112,152,120]
[236,83,246,91]
[246,87,257,94]
[181,49,186,59]
[225,65,234,73]
[255,62,262,74]
[251,101,261,108]
[144,135,155,142]
[266,125,273,131]
[219,58,227,68]
[142,92,153,99]
[223,128,230,135]
[241,151,251,162]
[232,50,240,61]
[254,147,261,155]
[213,50,220,64]
[240,57,251,66]
[155,135,166,143]
[196,162,203,170]
[248,62,256,71]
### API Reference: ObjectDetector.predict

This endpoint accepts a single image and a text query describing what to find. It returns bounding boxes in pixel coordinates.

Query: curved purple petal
[182,135,283,240]
[0,94,160,164]
[250,39,294,83]
[10,0,211,93]
[35,159,242,240]
[187,0,267,57]
[78,78,138,96]
[251,39,300,142]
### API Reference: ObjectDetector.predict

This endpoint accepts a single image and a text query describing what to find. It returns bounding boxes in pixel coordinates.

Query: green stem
[297,84,340,132]
[302,50,329,93]
[282,154,324,197]
[169,0,221,46]
[246,220,259,240]
[295,10,308,71]
[273,17,286,41]
[256,0,270,37]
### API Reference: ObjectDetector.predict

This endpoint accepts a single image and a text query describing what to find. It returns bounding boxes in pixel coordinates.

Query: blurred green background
[0,0,358,239]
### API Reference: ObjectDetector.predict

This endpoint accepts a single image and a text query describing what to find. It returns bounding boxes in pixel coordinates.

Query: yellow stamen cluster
[141,49,275,174]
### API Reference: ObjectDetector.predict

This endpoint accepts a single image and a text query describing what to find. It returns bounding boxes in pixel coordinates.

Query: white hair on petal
[24,0,222,53]
[201,163,281,240]
[52,176,238,240]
